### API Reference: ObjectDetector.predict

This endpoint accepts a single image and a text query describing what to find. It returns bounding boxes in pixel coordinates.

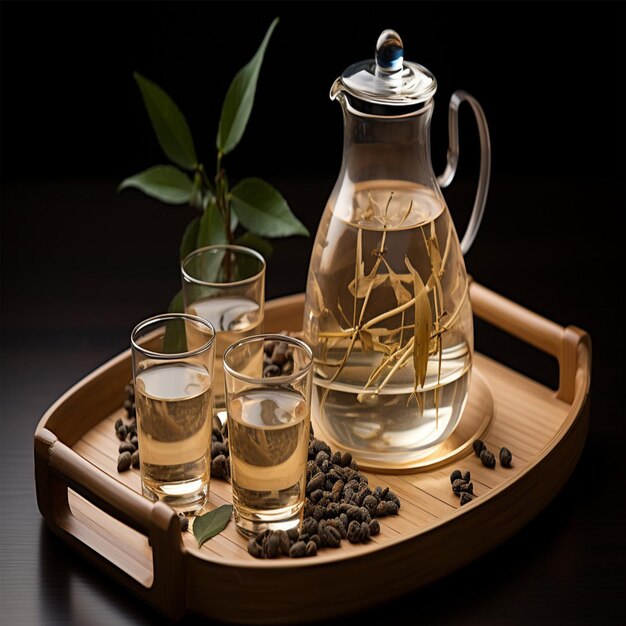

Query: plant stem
[214,150,234,279]
[197,163,216,196]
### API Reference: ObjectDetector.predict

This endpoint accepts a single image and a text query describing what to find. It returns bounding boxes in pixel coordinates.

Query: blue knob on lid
[375,30,404,76]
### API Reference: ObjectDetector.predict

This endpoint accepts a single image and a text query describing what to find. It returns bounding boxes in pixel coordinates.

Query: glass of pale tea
[223,334,313,537]
[181,245,265,419]
[131,313,216,514]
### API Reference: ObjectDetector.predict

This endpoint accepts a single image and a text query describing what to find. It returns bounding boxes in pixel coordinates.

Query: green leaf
[216,18,278,154]
[197,199,228,248]
[162,290,188,353]
[168,290,184,313]
[235,232,273,259]
[230,178,309,238]
[180,216,201,262]
[193,504,233,547]
[119,165,194,204]
[134,72,197,170]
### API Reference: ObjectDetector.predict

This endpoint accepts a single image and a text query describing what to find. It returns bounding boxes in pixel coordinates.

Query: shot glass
[181,245,265,416]
[131,313,216,513]
[223,334,313,537]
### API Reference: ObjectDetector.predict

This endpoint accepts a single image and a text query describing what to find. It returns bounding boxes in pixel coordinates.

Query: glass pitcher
[302,30,491,467]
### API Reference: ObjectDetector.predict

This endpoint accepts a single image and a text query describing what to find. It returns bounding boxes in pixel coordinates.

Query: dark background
[1,2,624,624]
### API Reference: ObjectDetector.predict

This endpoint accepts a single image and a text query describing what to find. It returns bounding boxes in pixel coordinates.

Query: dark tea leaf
[230,178,308,237]
[134,72,197,170]
[235,232,273,259]
[118,165,193,204]
[193,504,234,547]
[179,216,201,262]
[162,316,188,354]
[216,19,278,155]
[198,199,228,248]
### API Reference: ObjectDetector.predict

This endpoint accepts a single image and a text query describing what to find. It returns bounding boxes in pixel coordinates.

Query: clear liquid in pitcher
[304,180,473,464]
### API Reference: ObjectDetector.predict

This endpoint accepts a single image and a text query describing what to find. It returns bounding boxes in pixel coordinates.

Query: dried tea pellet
[340,452,353,468]
[347,520,361,543]
[460,492,473,506]
[384,491,400,509]
[275,530,290,556]
[265,532,281,558]
[321,525,342,547]
[312,506,324,521]
[286,527,299,543]
[450,469,462,483]
[263,364,281,378]
[178,514,189,532]
[473,439,486,456]
[114,418,123,431]
[462,470,471,483]
[326,502,340,519]
[368,519,380,536]
[305,540,317,557]
[211,454,229,479]
[309,489,323,504]
[289,541,307,558]
[315,450,330,465]
[117,451,132,472]
[306,473,325,494]
[211,441,229,459]
[452,478,468,495]
[332,480,345,497]
[480,448,496,469]
[302,517,318,536]
[500,447,513,468]
[375,501,388,517]
[247,538,263,558]
[119,441,136,454]
[131,449,140,468]
[385,501,399,516]
[363,494,378,516]
[116,425,128,441]
[358,521,370,542]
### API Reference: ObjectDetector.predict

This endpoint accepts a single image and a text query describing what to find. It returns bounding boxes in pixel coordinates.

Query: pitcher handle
[437,90,491,255]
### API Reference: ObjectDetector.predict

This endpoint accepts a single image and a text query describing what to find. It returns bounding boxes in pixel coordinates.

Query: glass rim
[181,244,266,288]
[342,93,434,120]
[223,333,313,385]
[131,313,216,360]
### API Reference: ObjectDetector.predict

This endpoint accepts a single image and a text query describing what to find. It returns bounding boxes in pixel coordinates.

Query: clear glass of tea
[223,334,313,537]
[131,313,216,513]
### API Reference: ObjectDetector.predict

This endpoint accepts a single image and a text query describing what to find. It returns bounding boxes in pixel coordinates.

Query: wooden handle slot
[468,281,590,403]
[34,428,186,620]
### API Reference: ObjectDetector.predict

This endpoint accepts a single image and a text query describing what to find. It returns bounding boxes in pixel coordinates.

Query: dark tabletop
[1,2,624,624]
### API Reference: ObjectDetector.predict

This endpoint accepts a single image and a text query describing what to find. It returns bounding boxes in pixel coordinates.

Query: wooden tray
[34,282,591,623]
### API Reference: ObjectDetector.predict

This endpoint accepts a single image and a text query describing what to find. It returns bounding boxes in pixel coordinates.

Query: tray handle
[34,428,185,620]
[469,281,591,404]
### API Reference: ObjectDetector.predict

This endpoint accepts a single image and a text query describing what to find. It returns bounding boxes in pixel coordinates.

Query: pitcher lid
[332,29,437,107]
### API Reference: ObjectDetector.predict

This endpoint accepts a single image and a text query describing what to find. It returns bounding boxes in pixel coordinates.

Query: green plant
[119,18,308,287]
